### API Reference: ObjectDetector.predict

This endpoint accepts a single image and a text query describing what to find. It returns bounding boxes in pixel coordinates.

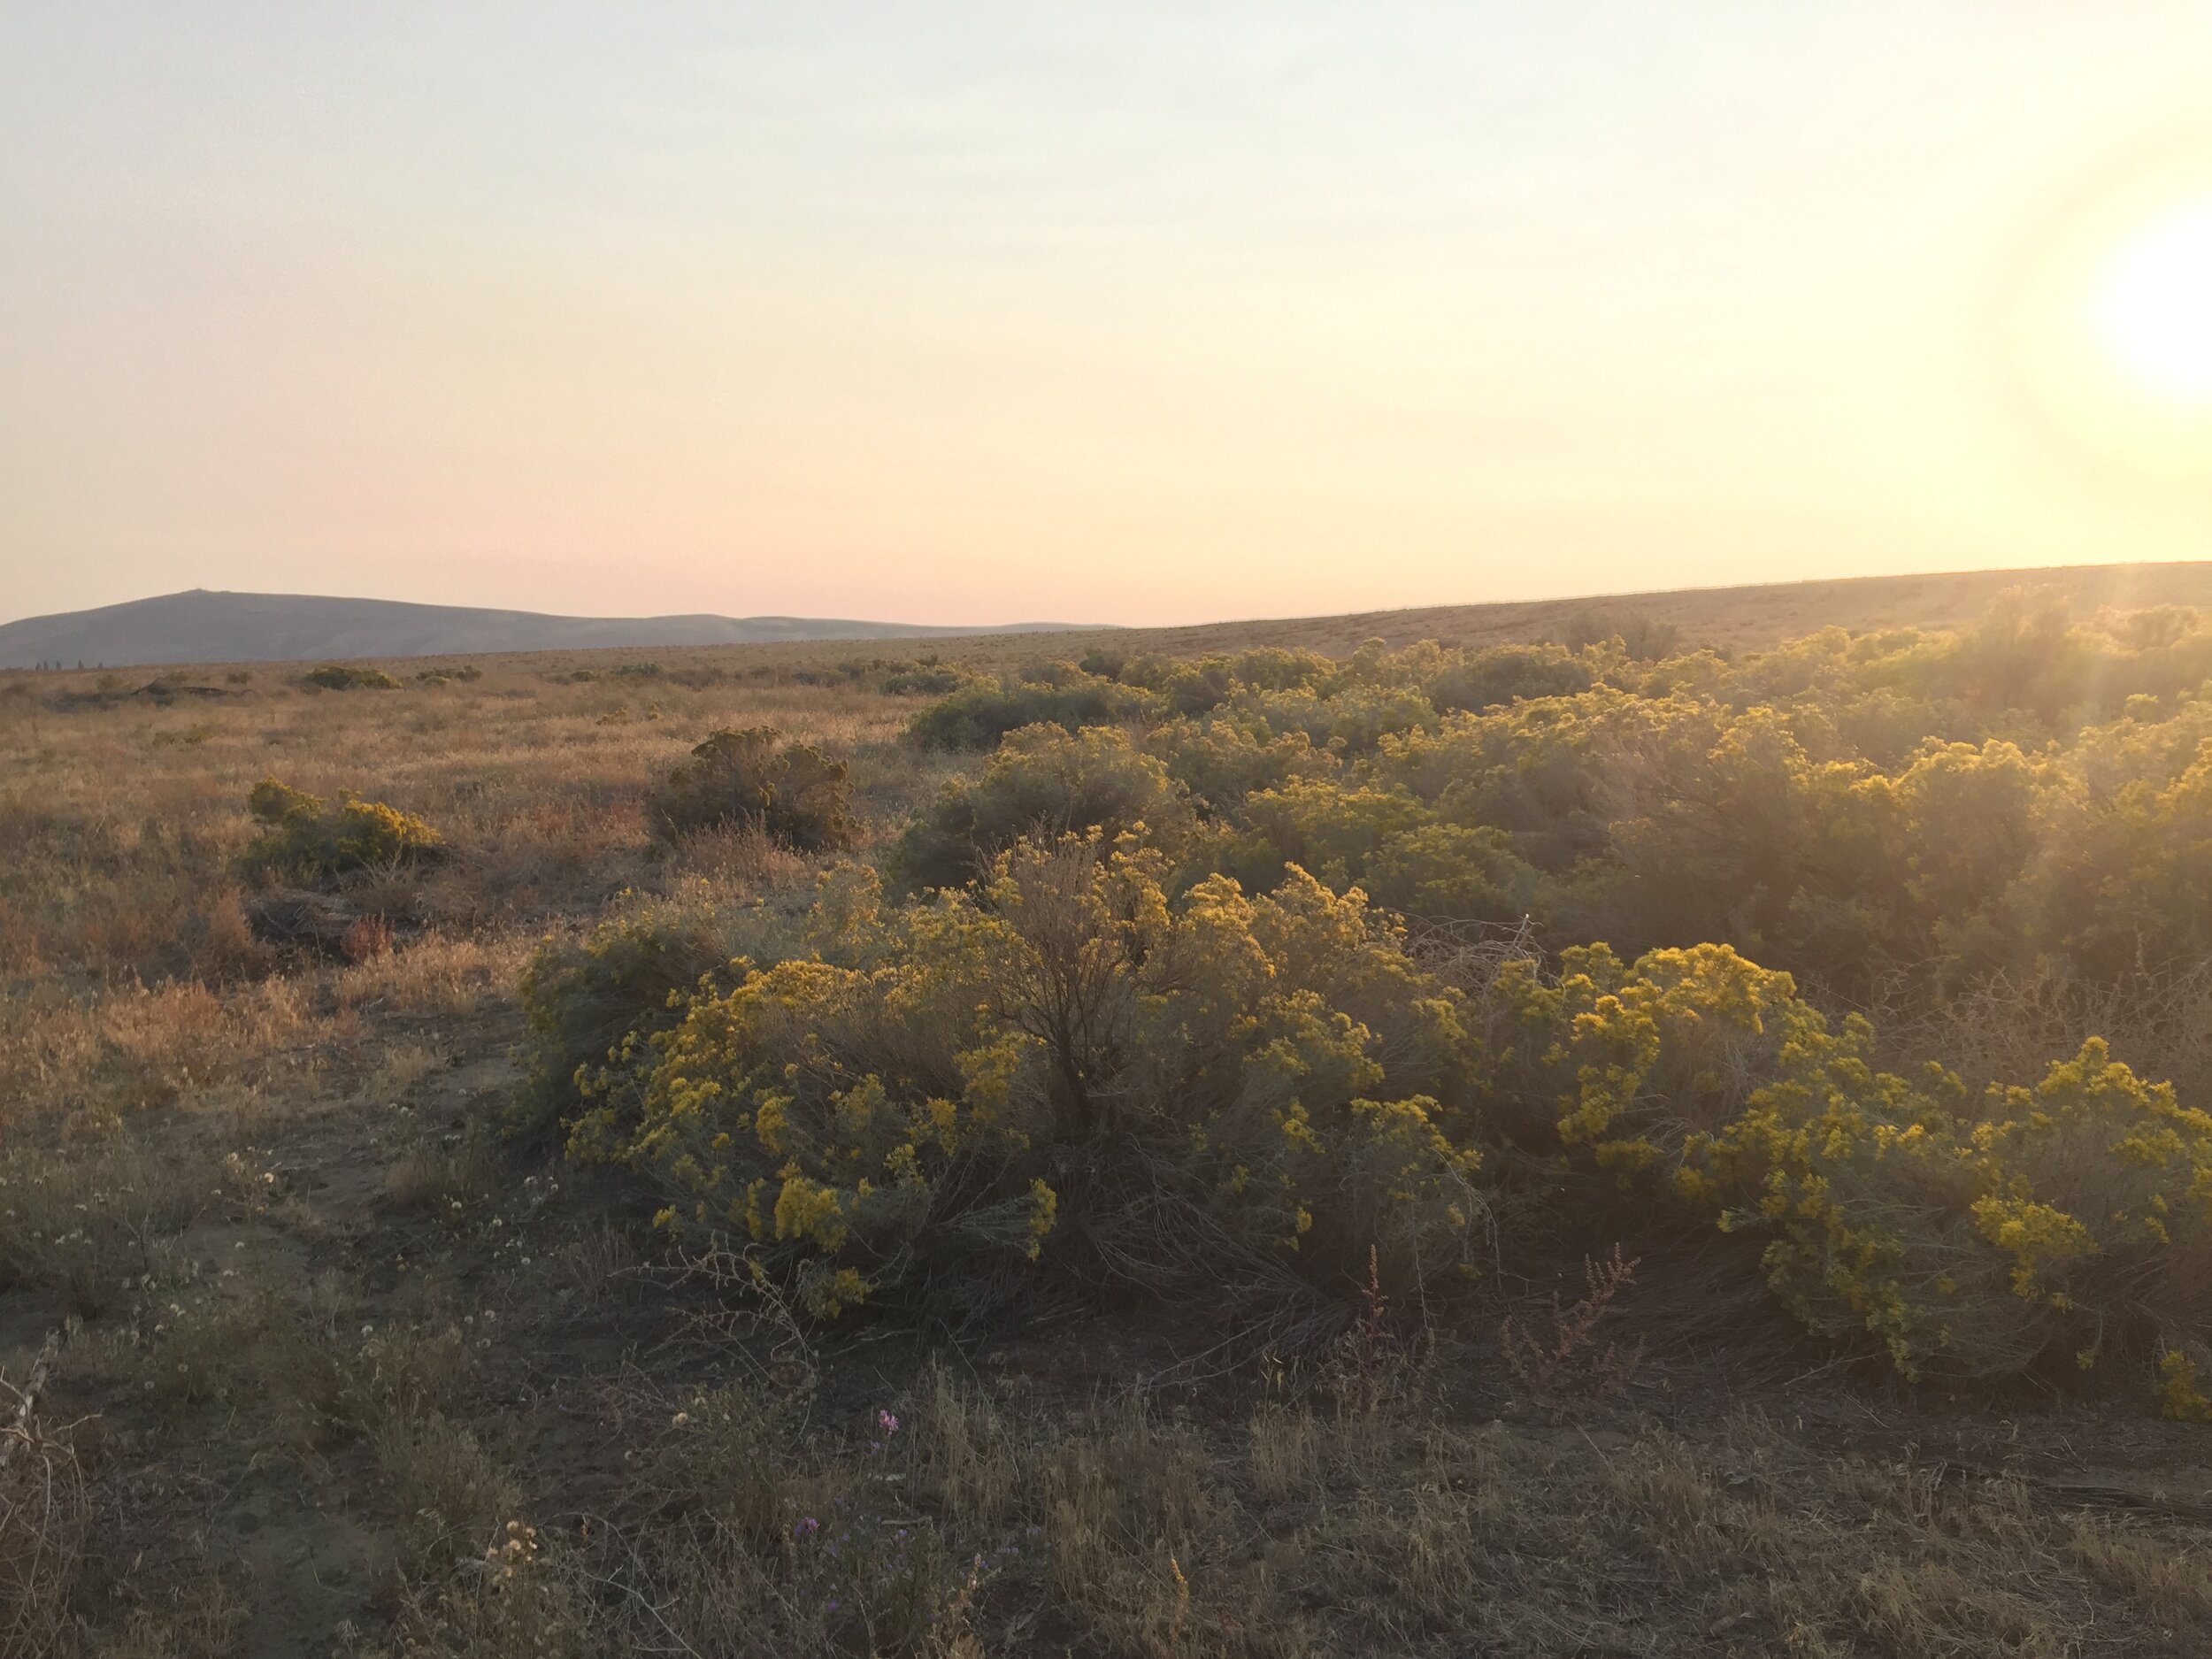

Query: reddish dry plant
[1322,1247,1408,1416]
[341,913,396,963]
[1502,1246,1643,1414]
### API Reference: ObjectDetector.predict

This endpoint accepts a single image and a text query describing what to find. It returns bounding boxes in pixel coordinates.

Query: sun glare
[2013,161,2212,481]
[2091,197,2212,408]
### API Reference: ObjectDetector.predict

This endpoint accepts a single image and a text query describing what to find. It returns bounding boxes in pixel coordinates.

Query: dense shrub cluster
[568,838,1485,1321]
[1486,943,2212,1383]
[889,724,1186,893]
[904,663,1158,749]
[241,778,444,884]
[644,727,857,851]
[303,664,404,690]
[527,595,2212,1410]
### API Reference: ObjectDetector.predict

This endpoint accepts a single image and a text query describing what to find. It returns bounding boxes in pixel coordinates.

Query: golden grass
[0,663,930,1124]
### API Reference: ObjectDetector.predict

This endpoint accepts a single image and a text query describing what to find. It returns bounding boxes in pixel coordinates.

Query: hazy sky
[5,4,2212,627]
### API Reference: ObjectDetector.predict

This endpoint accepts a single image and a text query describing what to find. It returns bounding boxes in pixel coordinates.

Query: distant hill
[12,563,2212,675]
[1023,560,2212,663]
[0,589,1094,670]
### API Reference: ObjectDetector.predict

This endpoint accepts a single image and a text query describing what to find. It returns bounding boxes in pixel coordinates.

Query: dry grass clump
[0,1336,88,1659]
[546,1222,641,1302]
[0,1127,218,1317]
[385,1123,498,1214]
[334,932,529,1018]
[365,1040,450,1102]
[661,820,813,889]
[93,1584,248,1659]
[1,972,314,1114]
[381,1525,602,1659]
[0,798,239,985]
[1245,1402,1322,1504]
[1035,1394,1226,1650]
[143,1273,478,1455]
[2070,1517,2212,1627]
[379,1414,524,1578]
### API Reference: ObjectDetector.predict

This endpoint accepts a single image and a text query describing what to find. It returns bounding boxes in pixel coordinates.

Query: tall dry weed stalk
[1321,1248,1412,1417]
[1502,1246,1642,1414]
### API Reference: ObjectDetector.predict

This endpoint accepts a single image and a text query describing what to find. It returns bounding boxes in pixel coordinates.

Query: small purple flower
[878,1409,899,1436]
[795,1517,819,1540]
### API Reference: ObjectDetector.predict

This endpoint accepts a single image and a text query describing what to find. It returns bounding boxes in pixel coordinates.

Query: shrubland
[533,593,2212,1410]
[16,593,2212,1654]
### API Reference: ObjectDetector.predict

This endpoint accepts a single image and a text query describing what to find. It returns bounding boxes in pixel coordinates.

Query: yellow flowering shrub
[1486,941,1824,1166]
[241,777,445,884]
[514,612,2212,1406]
[1681,1033,2212,1392]
[642,726,857,851]
[2158,1349,2212,1422]
[1479,940,2212,1401]
[1224,780,1541,929]
[514,896,741,1149]
[588,834,1489,1318]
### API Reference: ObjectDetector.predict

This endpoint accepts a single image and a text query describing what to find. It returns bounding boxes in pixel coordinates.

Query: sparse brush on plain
[30,600,2212,1655]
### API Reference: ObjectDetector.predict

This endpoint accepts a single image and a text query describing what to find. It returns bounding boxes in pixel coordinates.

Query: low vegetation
[12,589,2212,1655]
[242,777,447,884]
[304,664,406,691]
[642,726,859,851]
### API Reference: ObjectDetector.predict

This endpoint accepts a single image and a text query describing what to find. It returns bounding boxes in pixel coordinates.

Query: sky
[4,4,2212,628]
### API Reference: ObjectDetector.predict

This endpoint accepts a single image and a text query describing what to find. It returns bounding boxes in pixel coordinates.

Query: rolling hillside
[0,588,1092,670]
